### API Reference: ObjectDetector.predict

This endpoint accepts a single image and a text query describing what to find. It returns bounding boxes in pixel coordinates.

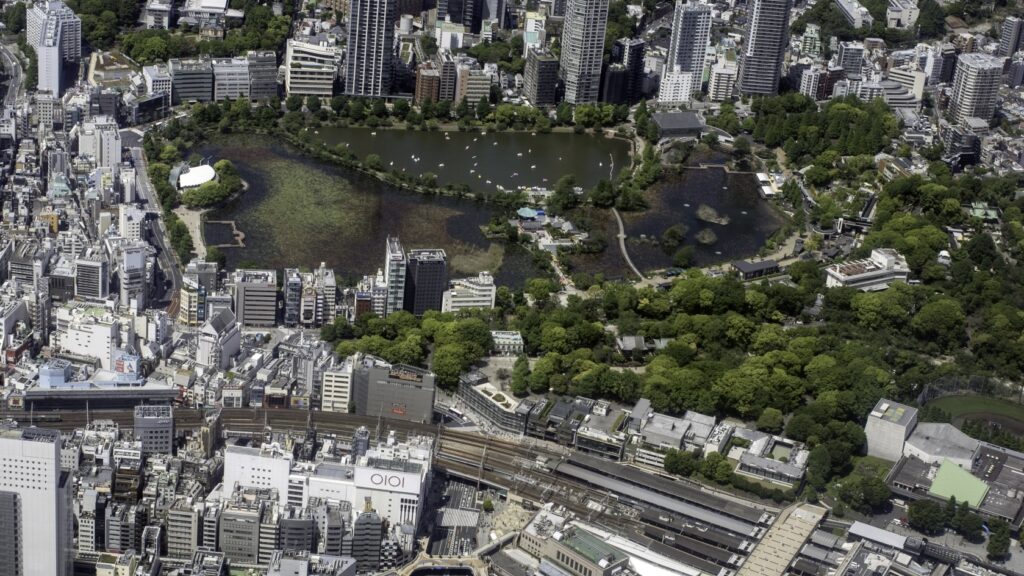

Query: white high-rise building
[196,309,241,370]
[667,1,712,77]
[0,427,73,576]
[120,243,148,313]
[284,39,337,97]
[384,236,406,317]
[143,64,171,95]
[27,0,81,62]
[838,41,865,77]
[658,68,695,104]
[559,0,609,104]
[78,116,120,169]
[54,306,122,368]
[212,57,250,101]
[998,15,1024,57]
[709,60,738,102]
[523,11,547,57]
[120,167,137,203]
[950,53,1004,126]
[36,19,63,96]
[885,0,919,29]
[834,0,873,29]
[799,66,823,100]
[119,204,145,241]
[738,0,793,96]
[345,0,397,96]
[865,399,918,461]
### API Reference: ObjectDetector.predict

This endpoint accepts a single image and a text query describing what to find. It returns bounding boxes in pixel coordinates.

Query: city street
[130,147,184,316]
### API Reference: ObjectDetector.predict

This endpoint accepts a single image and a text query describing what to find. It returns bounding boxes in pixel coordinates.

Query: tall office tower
[437,0,461,22]
[614,38,646,104]
[999,16,1024,57]
[950,53,1004,125]
[352,505,384,573]
[524,48,560,106]
[232,269,278,326]
[346,0,397,96]
[384,236,406,316]
[0,427,72,576]
[404,249,448,316]
[937,43,958,84]
[134,405,174,455]
[247,51,279,101]
[462,0,477,32]
[602,64,628,103]
[75,255,109,299]
[446,0,504,32]
[559,0,609,104]
[838,41,866,77]
[27,1,81,62]
[284,268,302,326]
[479,0,506,28]
[667,1,712,76]
[738,0,793,96]
[438,50,458,102]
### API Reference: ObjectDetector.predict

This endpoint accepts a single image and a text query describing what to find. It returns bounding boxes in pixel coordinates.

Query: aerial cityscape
[0,0,1022,575]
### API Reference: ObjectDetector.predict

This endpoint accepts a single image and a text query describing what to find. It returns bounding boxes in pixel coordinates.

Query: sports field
[926,395,1024,435]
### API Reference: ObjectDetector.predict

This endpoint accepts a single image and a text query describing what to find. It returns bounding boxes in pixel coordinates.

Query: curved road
[611,207,644,280]
[0,43,23,106]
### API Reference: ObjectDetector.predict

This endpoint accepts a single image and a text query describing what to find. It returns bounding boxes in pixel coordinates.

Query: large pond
[313,126,632,191]
[622,167,785,271]
[200,135,546,287]
[199,135,781,285]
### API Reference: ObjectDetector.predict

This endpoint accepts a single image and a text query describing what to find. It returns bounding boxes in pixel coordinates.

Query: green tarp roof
[928,458,988,507]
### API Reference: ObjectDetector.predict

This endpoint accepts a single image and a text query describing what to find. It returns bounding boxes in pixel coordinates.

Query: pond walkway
[612,207,644,281]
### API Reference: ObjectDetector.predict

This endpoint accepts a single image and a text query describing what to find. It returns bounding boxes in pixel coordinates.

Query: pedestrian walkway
[611,207,644,280]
